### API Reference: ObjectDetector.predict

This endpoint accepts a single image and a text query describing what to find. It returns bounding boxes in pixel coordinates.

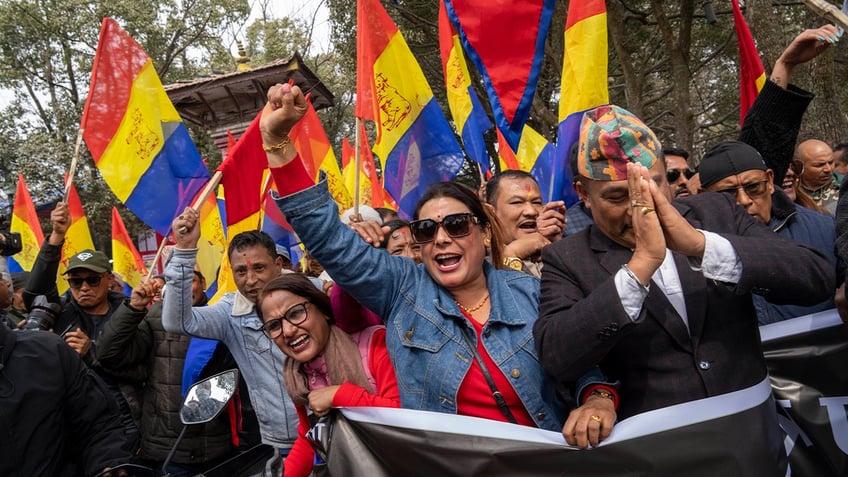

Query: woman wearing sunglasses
[257,84,618,447]
[257,273,400,477]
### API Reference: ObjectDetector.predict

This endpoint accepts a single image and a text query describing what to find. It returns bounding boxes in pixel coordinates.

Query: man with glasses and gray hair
[699,140,839,324]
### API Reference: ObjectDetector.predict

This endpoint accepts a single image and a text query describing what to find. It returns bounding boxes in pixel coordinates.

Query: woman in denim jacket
[257,83,617,445]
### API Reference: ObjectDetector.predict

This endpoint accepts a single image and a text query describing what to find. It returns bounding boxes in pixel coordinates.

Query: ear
[766,169,775,194]
[574,181,590,209]
[484,224,492,247]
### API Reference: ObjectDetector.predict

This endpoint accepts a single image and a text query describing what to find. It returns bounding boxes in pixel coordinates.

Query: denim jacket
[276,178,564,431]
[161,249,298,448]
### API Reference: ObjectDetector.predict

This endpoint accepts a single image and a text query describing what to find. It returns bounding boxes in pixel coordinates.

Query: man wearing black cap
[23,202,142,448]
[699,141,839,324]
[24,203,126,361]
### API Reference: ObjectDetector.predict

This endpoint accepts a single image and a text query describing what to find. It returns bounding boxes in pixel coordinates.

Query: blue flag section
[382,100,466,219]
[552,110,587,207]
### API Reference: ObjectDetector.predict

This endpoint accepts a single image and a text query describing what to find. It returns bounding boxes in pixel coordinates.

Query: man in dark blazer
[534,105,833,467]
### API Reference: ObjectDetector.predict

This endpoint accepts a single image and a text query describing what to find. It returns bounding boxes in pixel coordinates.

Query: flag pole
[354,117,362,219]
[64,128,84,202]
[802,0,848,31]
[146,171,223,281]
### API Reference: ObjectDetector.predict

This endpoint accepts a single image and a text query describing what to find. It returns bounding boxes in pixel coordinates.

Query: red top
[284,328,400,477]
[455,311,536,427]
[270,158,314,197]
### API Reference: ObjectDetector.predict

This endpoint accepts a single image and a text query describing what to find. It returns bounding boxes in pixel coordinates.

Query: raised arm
[740,26,838,185]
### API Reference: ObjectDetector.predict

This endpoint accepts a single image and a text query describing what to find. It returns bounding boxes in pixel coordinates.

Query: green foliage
[0,0,250,242]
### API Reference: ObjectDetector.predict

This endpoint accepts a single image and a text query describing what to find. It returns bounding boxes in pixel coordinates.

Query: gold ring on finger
[641,206,655,215]
[590,415,602,423]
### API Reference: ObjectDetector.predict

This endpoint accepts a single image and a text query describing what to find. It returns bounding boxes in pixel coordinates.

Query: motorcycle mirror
[93,463,155,477]
[180,369,239,425]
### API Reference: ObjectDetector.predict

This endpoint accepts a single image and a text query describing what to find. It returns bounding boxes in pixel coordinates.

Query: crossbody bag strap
[459,326,519,424]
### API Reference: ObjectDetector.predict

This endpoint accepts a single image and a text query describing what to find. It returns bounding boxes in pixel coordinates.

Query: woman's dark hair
[412,182,505,268]
[379,219,410,249]
[257,274,334,323]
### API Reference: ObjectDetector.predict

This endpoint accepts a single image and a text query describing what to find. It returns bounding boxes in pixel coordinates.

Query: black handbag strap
[459,326,519,424]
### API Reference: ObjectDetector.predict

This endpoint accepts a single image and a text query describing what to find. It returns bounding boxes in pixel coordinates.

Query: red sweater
[283,328,400,477]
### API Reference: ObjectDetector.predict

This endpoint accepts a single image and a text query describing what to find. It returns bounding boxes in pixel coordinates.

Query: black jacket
[0,325,131,476]
[97,300,235,465]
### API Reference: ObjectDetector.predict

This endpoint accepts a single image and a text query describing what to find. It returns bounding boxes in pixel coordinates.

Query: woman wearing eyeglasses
[257,84,618,447]
[257,274,400,477]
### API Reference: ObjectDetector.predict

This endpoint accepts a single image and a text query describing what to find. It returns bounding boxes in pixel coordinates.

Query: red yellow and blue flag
[58,181,96,294]
[289,99,352,210]
[111,207,148,295]
[443,0,555,151]
[731,0,765,125]
[7,174,44,273]
[212,114,267,301]
[554,0,609,205]
[81,18,210,236]
[438,0,493,173]
[357,0,465,218]
[341,123,391,209]
[496,127,557,199]
[195,191,226,299]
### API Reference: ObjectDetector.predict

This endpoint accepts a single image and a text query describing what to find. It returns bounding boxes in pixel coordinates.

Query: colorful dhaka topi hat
[578,105,661,180]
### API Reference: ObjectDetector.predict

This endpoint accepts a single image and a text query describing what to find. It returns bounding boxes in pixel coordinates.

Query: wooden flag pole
[64,128,85,202]
[146,170,223,281]
[803,0,848,31]
[353,117,362,220]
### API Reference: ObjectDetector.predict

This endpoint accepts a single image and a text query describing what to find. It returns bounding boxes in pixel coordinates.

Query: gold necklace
[456,293,490,314]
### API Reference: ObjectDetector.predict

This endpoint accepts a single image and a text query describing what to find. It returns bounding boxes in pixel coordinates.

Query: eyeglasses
[716,179,770,199]
[666,168,696,183]
[261,301,309,339]
[408,212,479,244]
[67,275,104,289]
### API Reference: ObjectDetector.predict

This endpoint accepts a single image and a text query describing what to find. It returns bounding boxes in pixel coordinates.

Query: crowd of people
[0,25,846,477]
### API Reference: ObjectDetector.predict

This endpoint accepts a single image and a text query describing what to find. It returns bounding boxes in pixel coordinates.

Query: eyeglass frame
[67,274,107,289]
[666,168,696,183]
[261,301,310,339]
[715,179,771,199]
[408,212,480,244]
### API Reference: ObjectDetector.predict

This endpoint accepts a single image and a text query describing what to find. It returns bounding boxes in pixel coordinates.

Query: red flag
[216,114,266,227]
[732,0,765,125]
[443,0,555,150]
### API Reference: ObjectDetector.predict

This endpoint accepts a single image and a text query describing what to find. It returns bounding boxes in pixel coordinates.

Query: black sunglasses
[716,179,770,199]
[409,212,479,244]
[67,275,105,289]
[261,301,309,339]
[666,168,696,183]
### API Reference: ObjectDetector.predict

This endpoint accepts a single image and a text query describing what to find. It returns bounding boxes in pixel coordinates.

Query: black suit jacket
[535,192,834,419]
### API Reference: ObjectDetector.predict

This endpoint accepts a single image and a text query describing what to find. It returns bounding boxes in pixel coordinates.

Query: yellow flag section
[111,207,148,290]
[97,62,183,203]
[369,33,435,164]
[59,182,96,294]
[196,191,226,299]
[559,0,609,121]
[497,126,554,173]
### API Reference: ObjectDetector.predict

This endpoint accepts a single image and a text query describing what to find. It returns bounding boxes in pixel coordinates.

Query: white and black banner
[761,309,848,476]
[306,311,847,476]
